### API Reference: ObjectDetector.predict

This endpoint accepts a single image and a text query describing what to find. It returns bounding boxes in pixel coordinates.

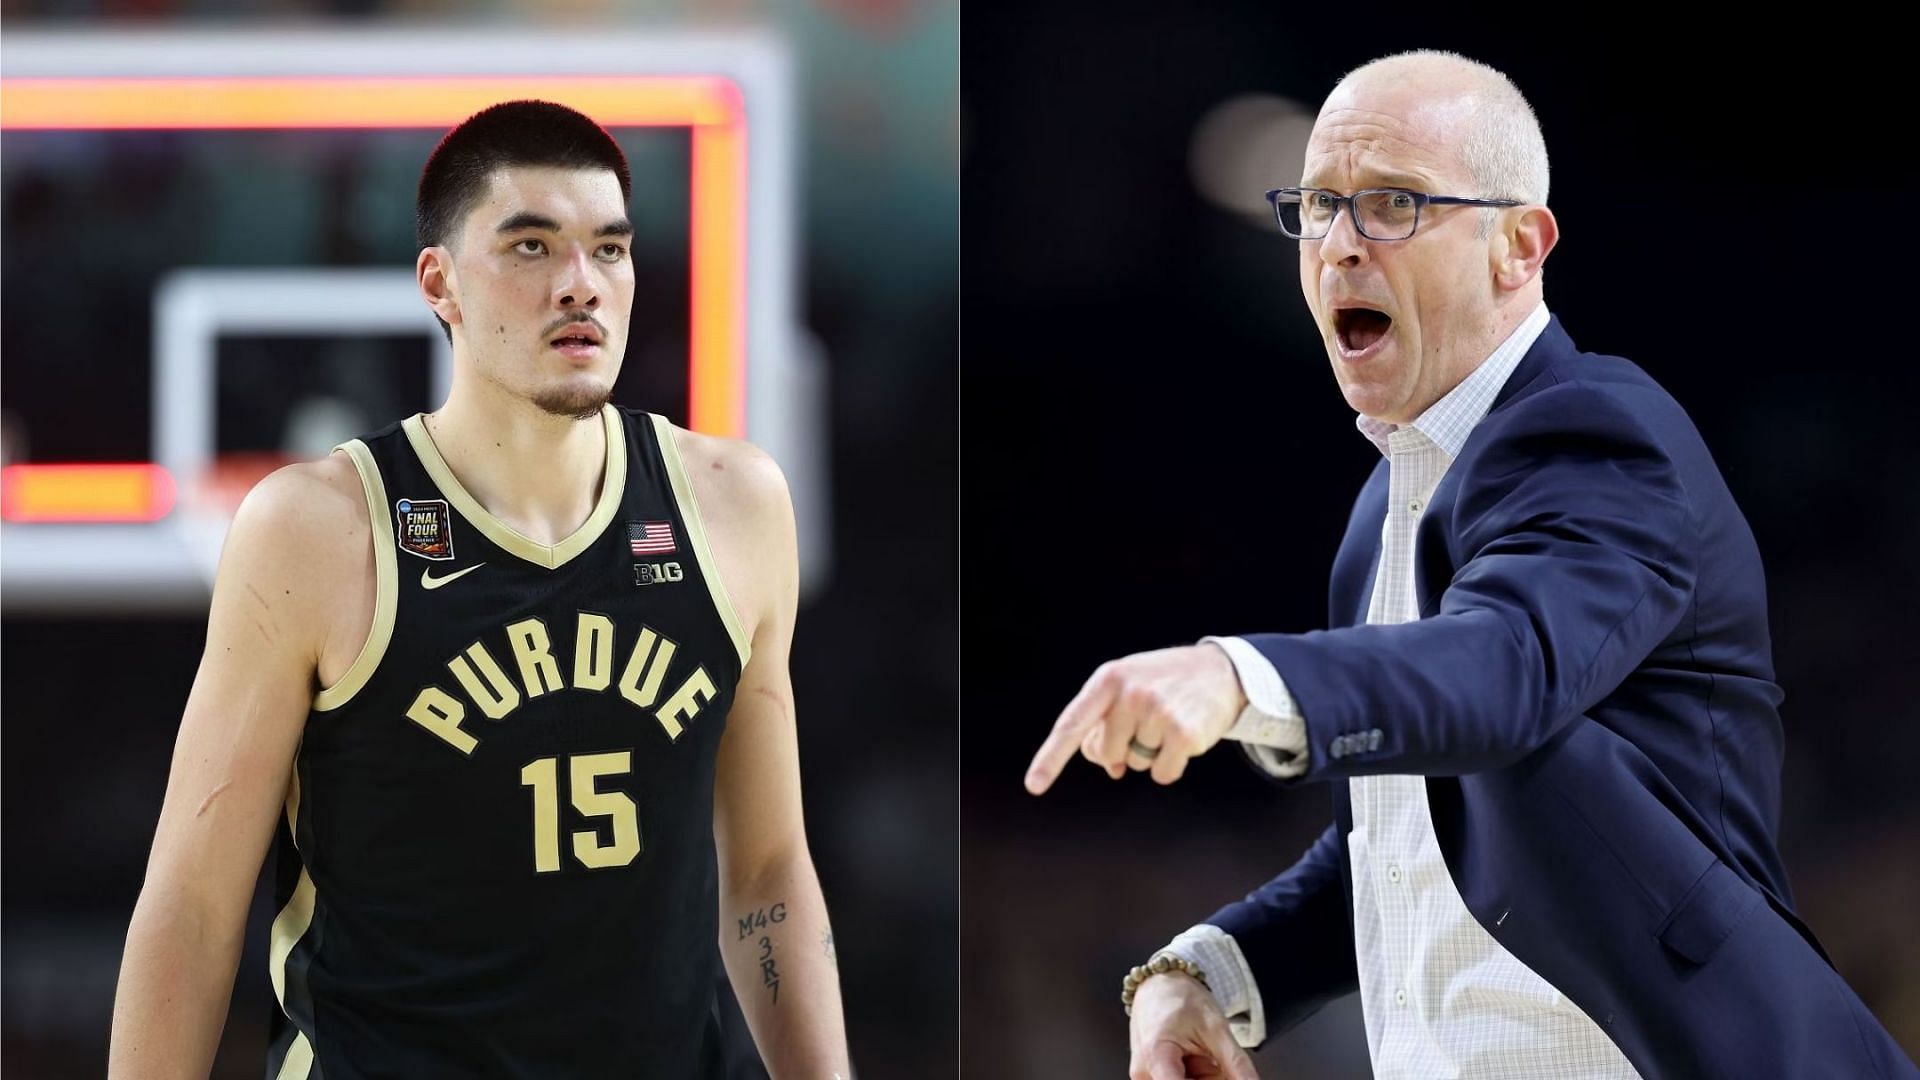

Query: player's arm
[109,457,368,1078]
[695,433,851,1079]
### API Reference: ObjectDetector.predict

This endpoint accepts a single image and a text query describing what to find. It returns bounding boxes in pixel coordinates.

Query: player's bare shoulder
[227,453,369,572]
[220,451,377,681]
[671,427,792,519]
[665,424,796,639]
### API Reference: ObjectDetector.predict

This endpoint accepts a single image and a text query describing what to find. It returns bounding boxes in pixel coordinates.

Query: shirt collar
[1356,301,1550,459]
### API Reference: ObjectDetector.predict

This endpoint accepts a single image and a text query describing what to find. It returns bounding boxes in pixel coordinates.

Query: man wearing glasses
[1025,50,1914,1079]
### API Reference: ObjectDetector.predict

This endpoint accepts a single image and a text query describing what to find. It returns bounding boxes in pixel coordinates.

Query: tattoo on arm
[758,933,781,1004]
[822,929,837,967]
[736,902,788,1005]
[735,901,787,942]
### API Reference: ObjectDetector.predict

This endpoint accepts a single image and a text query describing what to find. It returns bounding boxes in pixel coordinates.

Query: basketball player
[109,101,850,1078]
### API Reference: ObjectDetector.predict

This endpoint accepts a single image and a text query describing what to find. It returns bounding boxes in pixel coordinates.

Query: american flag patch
[629,521,677,556]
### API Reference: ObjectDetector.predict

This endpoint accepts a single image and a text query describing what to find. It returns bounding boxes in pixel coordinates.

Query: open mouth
[1334,308,1393,355]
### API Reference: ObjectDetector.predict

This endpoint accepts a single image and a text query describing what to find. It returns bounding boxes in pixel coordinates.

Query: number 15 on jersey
[519,751,641,873]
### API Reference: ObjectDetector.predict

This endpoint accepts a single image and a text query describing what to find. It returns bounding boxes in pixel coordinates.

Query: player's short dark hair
[416,100,632,341]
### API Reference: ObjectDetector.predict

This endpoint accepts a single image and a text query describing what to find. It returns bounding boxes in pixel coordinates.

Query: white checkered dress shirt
[1168,303,1640,1078]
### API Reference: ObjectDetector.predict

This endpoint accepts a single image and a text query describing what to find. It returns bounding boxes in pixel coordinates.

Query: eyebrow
[494,211,635,238]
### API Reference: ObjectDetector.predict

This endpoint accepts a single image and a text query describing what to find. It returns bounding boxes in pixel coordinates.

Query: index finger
[1024,664,1120,795]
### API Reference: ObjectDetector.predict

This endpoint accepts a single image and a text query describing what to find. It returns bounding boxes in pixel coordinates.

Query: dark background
[1,2,957,1078]
[962,13,1919,1078]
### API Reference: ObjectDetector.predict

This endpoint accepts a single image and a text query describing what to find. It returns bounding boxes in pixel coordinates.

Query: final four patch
[396,498,455,561]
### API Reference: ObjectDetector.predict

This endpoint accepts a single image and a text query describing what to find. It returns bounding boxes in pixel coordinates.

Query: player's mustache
[542,316,607,339]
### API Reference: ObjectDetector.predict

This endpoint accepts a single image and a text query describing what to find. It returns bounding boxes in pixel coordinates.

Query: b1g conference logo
[634,561,684,587]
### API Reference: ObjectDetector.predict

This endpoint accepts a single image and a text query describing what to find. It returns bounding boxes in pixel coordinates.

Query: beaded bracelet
[1121,952,1209,1017]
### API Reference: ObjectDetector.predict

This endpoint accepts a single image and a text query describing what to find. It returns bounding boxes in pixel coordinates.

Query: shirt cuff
[1161,924,1268,1049]
[1201,635,1308,778]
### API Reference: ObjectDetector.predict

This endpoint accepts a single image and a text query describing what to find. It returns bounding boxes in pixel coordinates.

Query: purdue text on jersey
[403,611,719,752]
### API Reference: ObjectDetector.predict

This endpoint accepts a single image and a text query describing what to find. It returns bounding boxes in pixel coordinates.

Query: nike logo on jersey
[421,563,485,590]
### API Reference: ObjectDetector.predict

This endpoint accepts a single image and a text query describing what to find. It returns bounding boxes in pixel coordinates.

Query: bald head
[1324,51,1549,210]
[1293,50,1560,425]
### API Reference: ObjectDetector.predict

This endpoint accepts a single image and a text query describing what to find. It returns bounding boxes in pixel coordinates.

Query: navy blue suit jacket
[1210,317,1915,1077]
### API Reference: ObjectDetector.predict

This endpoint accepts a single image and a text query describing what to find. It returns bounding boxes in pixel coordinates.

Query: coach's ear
[1491,204,1557,292]
[417,245,462,330]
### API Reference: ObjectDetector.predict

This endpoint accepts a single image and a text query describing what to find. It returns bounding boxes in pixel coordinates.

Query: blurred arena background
[0,2,956,1077]
[962,11,1919,1079]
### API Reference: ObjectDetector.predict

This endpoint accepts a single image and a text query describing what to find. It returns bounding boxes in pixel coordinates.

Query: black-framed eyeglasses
[1264,187,1524,241]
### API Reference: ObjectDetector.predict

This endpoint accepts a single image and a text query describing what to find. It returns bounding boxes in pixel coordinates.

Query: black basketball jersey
[265,405,750,1079]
